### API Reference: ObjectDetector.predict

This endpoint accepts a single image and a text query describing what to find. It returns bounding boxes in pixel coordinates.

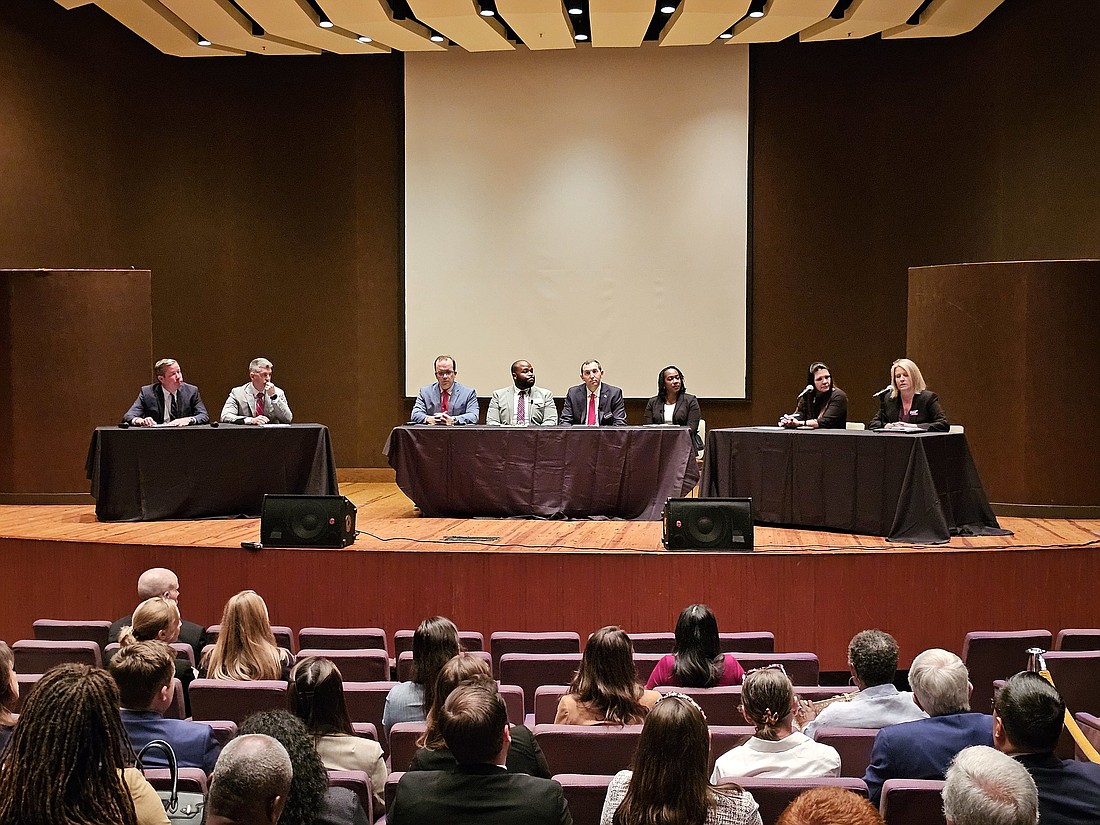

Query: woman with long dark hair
[779,362,848,430]
[646,604,745,689]
[600,693,761,825]
[383,616,460,735]
[556,626,660,725]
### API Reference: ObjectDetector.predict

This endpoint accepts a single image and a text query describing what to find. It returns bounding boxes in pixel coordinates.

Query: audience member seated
[239,710,370,825]
[206,734,293,825]
[0,663,170,825]
[942,745,1038,825]
[0,642,17,750]
[110,566,207,663]
[291,656,388,816]
[113,595,196,714]
[711,665,841,781]
[556,626,660,725]
[410,652,550,777]
[645,604,745,689]
[775,786,884,825]
[601,692,762,825]
[109,639,221,773]
[383,615,460,735]
[992,670,1100,825]
[642,365,704,451]
[863,648,993,805]
[802,629,926,739]
[202,590,292,681]
[390,682,572,825]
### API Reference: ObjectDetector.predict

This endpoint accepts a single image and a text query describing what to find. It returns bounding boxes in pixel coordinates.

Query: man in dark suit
[993,671,1100,825]
[109,639,220,773]
[390,682,571,825]
[109,567,206,664]
[122,358,209,426]
[560,359,626,426]
[864,648,994,804]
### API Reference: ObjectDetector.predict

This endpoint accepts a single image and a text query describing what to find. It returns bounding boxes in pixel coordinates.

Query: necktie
[256,393,265,416]
[587,392,597,426]
[441,390,449,414]
[169,393,178,422]
[517,391,526,425]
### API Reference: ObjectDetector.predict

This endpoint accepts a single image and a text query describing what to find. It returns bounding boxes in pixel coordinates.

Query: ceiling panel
[158,0,320,55]
[659,0,750,47]
[406,0,514,52]
[317,0,445,52]
[729,0,834,43]
[882,0,1007,39]
[233,0,388,54]
[67,0,243,56]
[589,0,653,48]
[496,0,575,50]
[800,0,924,41]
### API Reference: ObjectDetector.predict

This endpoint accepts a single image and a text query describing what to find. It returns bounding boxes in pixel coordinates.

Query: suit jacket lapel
[503,386,515,424]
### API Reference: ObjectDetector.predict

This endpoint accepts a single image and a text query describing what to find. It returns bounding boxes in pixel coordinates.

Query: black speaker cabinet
[261,495,357,548]
[663,498,754,551]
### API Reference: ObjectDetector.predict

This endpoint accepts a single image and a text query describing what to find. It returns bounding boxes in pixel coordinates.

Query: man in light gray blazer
[486,360,558,426]
[220,357,293,424]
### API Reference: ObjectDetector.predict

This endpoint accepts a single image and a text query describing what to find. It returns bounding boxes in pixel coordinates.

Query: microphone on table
[796,384,814,400]
[119,421,130,429]
[872,386,892,399]
[210,421,220,428]
[241,541,263,551]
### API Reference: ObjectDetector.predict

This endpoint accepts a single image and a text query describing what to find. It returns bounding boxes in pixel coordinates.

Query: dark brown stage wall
[1,0,1099,479]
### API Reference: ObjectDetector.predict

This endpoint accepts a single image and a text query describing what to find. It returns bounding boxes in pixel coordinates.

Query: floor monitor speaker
[260,495,357,548]
[663,497,753,551]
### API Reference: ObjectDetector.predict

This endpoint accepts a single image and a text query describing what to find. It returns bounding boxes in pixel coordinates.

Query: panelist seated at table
[868,357,949,432]
[486,359,558,426]
[779,361,848,430]
[122,358,209,427]
[411,354,480,425]
[220,357,293,425]
[643,365,702,450]
[560,358,627,426]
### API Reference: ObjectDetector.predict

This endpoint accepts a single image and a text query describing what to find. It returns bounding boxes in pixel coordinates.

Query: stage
[1,480,1097,672]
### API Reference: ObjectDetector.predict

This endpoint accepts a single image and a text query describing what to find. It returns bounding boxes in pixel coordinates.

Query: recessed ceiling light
[568,6,582,13]
[574,33,588,41]
[319,19,334,28]
[660,5,676,13]
[430,34,445,42]
[357,35,373,43]
[748,9,764,17]
[718,32,733,39]
[480,8,495,16]
[197,37,212,46]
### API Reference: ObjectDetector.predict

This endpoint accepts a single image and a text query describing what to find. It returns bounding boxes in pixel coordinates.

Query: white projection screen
[404,43,749,400]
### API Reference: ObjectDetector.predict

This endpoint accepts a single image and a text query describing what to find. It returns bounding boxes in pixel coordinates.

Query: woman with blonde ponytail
[114,596,195,713]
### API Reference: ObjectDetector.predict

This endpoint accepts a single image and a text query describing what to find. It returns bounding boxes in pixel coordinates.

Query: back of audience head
[848,629,899,688]
[119,595,181,647]
[238,710,328,825]
[109,639,175,711]
[776,786,885,825]
[421,652,495,750]
[0,663,137,825]
[993,671,1065,754]
[942,745,1038,825]
[0,642,16,727]
[137,566,180,601]
[438,682,509,766]
[412,616,461,714]
[208,733,293,825]
[740,665,796,740]
[672,604,725,688]
[289,656,354,740]
[571,625,646,725]
[908,648,970,716]
[205,589,285,681]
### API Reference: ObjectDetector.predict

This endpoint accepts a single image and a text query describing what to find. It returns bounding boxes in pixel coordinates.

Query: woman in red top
[645,604,744,689]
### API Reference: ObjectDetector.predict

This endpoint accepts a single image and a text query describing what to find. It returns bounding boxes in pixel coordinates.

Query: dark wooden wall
[2,0,1099,484]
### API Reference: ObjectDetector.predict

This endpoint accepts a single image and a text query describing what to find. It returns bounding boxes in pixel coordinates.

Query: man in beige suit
[486,360,558,426]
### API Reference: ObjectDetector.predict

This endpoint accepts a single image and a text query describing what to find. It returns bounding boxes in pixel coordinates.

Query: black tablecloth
[700,427,1009,543]
[384,425,700,520]
[85,425,339,522]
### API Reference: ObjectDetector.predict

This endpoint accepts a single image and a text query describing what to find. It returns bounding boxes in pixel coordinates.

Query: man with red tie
[220,357,293,425]
[411,355,480,425]
[560,359,627,426]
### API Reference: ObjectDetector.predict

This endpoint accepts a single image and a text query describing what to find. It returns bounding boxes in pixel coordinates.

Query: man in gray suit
[220,357,293,425]
[486,360,558,426]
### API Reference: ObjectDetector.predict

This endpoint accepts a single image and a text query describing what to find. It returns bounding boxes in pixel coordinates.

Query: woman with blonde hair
[711,665,840,781]
[115,596,195,713]
[0,642,17,749]
[868,357,949,431]
[556,626,660,725]
[201,590,291,681]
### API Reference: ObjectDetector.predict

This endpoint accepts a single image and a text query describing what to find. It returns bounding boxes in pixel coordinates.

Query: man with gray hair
[863,648,994,804]
[803,629,927,738]
[943,745,1038,825]
[206,734,293,825]
[108,567,207,663]
[221,357,293,425]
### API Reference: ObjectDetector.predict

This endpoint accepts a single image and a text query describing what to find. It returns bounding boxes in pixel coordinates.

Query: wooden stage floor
[1,484,1098,671]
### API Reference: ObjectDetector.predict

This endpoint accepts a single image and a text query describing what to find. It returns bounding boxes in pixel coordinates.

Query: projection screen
[405,43,749,400]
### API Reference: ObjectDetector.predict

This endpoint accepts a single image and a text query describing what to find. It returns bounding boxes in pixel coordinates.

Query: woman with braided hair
[710,665,841,782]
[0,663,169,825]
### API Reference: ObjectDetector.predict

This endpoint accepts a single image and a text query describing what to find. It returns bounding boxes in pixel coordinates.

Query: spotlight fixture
[660,5,676,13]
[480,8,495,16]
[430,33,445,42]
[568,6,582,14]
[319,17,334,28]
[575,33,588,41]
[197,36,212,46]
[747,0,766,18]
[357,35,373,43]
[718,31,733,39]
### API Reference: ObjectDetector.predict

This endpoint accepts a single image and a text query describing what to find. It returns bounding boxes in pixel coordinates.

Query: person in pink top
[646,604,745,689]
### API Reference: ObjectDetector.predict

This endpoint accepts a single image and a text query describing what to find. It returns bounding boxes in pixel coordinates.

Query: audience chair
[104,641,195,667]
[384,772,403,819]
[878,778,947,825]
[395,649,492,683]
[735,653,819,686]
[206,720,238,747]
[327,770,374,822]
[187,678,287,725]
[343,681,398,744]
[534,724,644,775]
[299,627,388,654]
[13,672,43,713]
[162,678,185,720]
[730,777,868,825]
[207,624,295,653]
[1044,650,1100,758]
[388,721,426,772]
[1055,628,1100,651]
[13,639,102,673]
[534,685,571,725]
[626,633,676,654]
[32,618,111,650]
[297,648,390,682]
[553,774,615,825]
[961,629,1052,712]
[352,722,379,740]
[720,632,776,654]
[499,653,581,716]
[707,726,757,773]
[490,632,581,677]
[632,653,663,684]
[143,767,210,796]
[1075,712,1100,760]
[393,629,484,656]
[813,727,879,778]
[653,685,744,726]
[498,683,525,727]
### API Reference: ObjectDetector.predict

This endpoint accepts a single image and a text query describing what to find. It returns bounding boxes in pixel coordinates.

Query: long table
[700,427,1008,543]
[384,425,700,520]
[85,425,339,522]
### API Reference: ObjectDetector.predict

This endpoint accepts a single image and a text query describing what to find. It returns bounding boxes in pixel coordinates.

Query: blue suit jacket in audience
[1015,751,1100,825]
[863,712,993,804]
[121,708,221,774]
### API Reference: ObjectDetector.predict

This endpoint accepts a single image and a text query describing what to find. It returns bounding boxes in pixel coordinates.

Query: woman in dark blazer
[643,365,703,451]
[868,357,949,431]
